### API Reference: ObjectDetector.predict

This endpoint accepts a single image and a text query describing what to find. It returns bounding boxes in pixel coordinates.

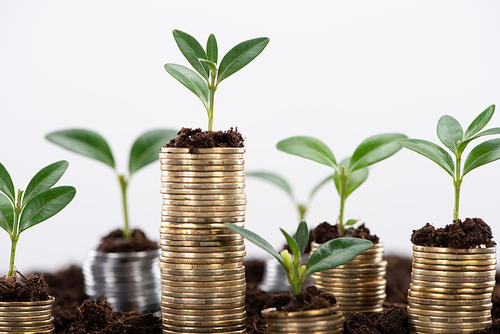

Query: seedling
[164,30,270,131]
[0,161,76,276]
[247,171,333,221]
[46,129,177,239]
[224,221,372,295]
[277,133,407,234]
[398,104,500,221]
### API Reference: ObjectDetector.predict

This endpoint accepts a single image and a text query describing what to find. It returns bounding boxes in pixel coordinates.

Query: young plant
[164,30,270,131]
[398,104,500,221]
[0,161,76,276]
[224,221,372,295]
[247,171,333,221]
[277,133,407,234]
[46,129,177,239]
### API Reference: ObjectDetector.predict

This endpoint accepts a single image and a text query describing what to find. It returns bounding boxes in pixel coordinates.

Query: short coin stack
[310,241,387,315]
[159,147,247,334]
[407,245,496,334]
[0,297,55,333]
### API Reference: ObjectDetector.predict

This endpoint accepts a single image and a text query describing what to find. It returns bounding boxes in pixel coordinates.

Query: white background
[0,1,499,273]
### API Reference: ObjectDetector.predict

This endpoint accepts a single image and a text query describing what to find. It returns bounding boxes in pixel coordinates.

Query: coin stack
[0,296,54,333]
[159,147,247,334]
[407,245,496,334]
[310,241,387,315]
[262,305,344,334]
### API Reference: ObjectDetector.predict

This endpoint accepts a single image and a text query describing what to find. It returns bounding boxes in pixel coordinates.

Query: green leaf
[247,172,294,200]
[281,228,299,260]
[19,186,76,233]
[458,128,500,155]
[172,30,209,80]
[295,220,309,256]
[206,33,218,64]
[349,133,407,172]
[0,163,15,203]
[304,237,373,277]
[217,37,270,85]
[437,115,463,154]
[23,161,69,206]
[464,105,495,140]
[463,138,500,176]
[308,174,333,201]
[199,58,217,75]
[345,219,360,226]
[0,194,14,234]
[333,158,369,198]
[129,129,178,176]
[398,139,455,178]
[277,136,338,170]
[46,129,115,169]
[164,64,210,110]
[223,223,283,266]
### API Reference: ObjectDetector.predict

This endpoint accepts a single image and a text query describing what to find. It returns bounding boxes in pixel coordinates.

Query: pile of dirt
[96,229,159,253]
[411,218,496,248]
[344,308,409,334]
[0,272,49,302]
[313,222,379,244]
[165,127,244,153]
[384,255,412,305]
[264,286,337,312]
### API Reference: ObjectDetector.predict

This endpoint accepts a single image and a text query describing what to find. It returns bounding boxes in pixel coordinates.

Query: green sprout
[247,171,333,221]
[276,133,407,234]
[398,105,500,222]
[224,221,372,295]
[0,161,76,277]
[164,30,270,131]
[46,129,177,239]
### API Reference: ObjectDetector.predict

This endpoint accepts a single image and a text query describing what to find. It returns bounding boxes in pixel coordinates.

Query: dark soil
[411,218,496,248]
[0,272,49,302]
[313,222,380,244]
[165,127,245,153]
[384,255,412,305]
[344,308,410,334]
[96,229,159,253]
[263,285,337,312]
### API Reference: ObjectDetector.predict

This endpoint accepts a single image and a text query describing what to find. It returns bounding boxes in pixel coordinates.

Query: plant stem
[7,236,19,277]
[338,168,348,235]
[8,190,23,277]
[118,174,131,239]
[453,154,462,222]
[289,256,302,295]
[207,69,217,131]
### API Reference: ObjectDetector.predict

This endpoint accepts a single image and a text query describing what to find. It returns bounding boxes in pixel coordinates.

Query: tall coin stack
[159,147,247,334]
[407,245,496,334]
[310,241,387,315]
[0,297,55,333]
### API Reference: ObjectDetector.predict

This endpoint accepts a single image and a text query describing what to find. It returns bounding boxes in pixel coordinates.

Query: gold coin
[161,283,246,294]
[411,268,496,277]
[161,278,246,288]
[0,297,55,307]
[161,329,246,334]
[162,311,245,322]
[0,305,53,312]
[315,285,386,294]
[161,216,245,223]
[320,267,387,275]
[312,279,387,288]
[412,245,496,254]
[408,313,491,324]
[412,251,496,260]
[312,271,386,279]
[333,260,388,270]
[336,294,386,302]
[338,306,384,313]
[0,310,52,317]
[160,266,245,276]
[409,318,491,329]
[160,273,246,283]
[407,307,492,318]
[160,222,245,230]
[160,147,246,154]
[409,324,490,334]
[325,290,386,298]
[160,233,242,241]
[161,182,245,189]
[162,323,246,333]
[162,210,245,217]
[161,305,245,316]
[159,227,240,235]
[159,259,244,268]
[0,314,52,322]
[161,165,245,172]
[159,239,243,247]
[162,199,247,206]
[160,152,245,160]
[161,176,246,184]
[411,273,495,283]
[409,283,494,295]
[160,158,245,167]
[161,244,245,253]
[161,294,246,305]
[162,317,245,328]
[162,205,246,212]
[410,279,495,289]
[161,288,244,299]
[162,193,246,201]
[407,295,492,306]
[160,187,245,195]
[412,262,497,272]
[408,301,492,312]
[311,275,385,284]
[162,170,246,177]
[412,257,497,266]
[261,305,341,319]
[160,249,246,258]
[408,289,492,300]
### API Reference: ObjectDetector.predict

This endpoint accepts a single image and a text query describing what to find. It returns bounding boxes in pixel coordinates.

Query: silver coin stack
[83,249,161,312]
[0,296,55,333]
[159,147,247,334]
[310,241,387,315]
[407,245,496,334]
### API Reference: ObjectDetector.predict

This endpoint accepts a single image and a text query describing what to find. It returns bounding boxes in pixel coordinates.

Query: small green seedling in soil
[224,221,372,295]
[164,30,270,131]
[398,104,500,222]
[0,161,76,277]
[276,133,407,235]
[247,171,333,221]
[46,129,177,239]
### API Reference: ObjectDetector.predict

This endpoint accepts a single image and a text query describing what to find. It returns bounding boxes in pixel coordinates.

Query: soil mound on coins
[344,308,409,334]
[165,127,244,153]
[411,218,496,248]
[96,229,159,253]
[263,285,336,312]
[0,272,49,302]
[69,299,162,334]
[313,222,379,244]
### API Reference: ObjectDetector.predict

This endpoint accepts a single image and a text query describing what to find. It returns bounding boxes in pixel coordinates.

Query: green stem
[453,154,462,222]
[208,70,217,131]
[8,190,23,277]
[290,257,302,295]
[338,168,348,234]
[7,236,19,277]
[118,174,131,239]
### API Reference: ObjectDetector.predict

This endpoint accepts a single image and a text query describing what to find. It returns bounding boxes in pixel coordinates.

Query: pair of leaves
[280,220,309,263]
[398,105,500,179]
[0,161,76,235]
[46,129,178,176]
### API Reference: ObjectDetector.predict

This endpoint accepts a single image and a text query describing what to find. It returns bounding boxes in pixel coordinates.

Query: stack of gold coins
[159,147,247,334]
[407,245,496,333]
[262,305,344,333]
[310,241,387,315]
[0,296,55,333]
